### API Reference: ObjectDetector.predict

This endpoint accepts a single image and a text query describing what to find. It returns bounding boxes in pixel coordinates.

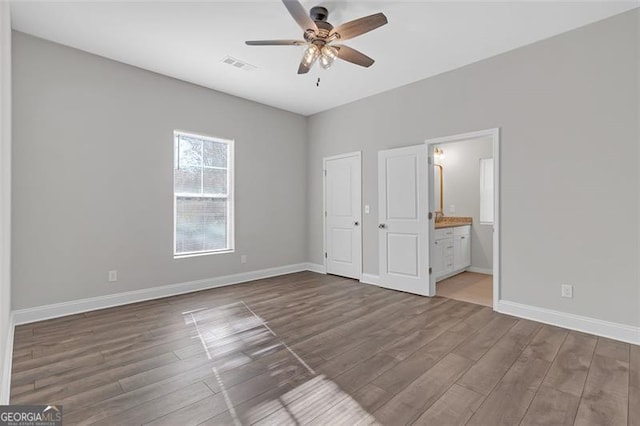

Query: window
[174,131,234,257]
[479,158,494,224]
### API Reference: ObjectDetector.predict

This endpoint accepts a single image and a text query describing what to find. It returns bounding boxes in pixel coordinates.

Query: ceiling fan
[246,0,388,74]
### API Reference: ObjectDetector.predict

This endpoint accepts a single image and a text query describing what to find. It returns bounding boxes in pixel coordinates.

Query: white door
[324,153,362,279]
[378,145,431,296]
[432,239,445,278]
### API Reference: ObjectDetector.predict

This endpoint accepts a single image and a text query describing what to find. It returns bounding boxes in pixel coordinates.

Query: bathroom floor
[436,271,492,307]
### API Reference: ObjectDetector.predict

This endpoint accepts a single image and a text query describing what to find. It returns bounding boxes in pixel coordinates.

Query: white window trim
[173,130,235,258]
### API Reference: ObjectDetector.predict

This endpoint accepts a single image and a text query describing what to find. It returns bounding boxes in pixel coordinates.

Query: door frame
[322,151,363,280]
[425,128,500,309]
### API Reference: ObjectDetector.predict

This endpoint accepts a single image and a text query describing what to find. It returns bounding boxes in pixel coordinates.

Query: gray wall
[437,137,493,272]
[0,3,11,403]
[12,32,308,310]
[308,10,639,327]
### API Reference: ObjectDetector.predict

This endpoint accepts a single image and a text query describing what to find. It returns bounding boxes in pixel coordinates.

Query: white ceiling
[10,1,639,116]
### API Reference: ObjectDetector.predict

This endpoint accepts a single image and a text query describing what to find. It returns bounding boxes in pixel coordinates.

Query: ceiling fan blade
[330,13,388,41]
[246,40,306,46]
[282,0,318,33]
[335,45,375,68]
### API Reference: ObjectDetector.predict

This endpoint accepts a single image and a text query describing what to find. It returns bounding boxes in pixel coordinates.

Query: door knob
[354,221,360,226]
[378,224,386,229]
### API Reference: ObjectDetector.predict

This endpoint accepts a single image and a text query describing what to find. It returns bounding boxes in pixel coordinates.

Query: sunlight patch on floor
[183,301,377,425]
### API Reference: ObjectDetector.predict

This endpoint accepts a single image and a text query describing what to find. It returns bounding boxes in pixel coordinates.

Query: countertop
[434,216,473,229]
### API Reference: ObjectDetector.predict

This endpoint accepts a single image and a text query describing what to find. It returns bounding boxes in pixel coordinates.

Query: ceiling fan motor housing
[310,6,329,22]
[310,7,333,39]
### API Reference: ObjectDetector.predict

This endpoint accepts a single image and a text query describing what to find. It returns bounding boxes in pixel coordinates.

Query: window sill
[174,249,235,259]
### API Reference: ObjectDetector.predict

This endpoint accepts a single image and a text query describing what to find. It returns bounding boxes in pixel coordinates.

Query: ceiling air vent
[222,56,257,72]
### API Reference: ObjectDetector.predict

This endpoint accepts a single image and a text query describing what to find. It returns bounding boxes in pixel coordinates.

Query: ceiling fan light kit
[319,45,338,69]
[246,0,387,74]
[302,44,320,68]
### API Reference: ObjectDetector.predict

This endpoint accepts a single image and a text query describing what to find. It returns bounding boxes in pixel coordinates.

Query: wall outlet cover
[561,284,573,298]
[108,270,118,282]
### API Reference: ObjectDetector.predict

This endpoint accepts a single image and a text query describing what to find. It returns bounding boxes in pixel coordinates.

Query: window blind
[174,131,233,256]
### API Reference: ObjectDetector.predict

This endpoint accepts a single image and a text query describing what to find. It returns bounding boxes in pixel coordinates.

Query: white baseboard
[12,263,311,325]
[0,313,14,404]
[305,263,326,274]
[466,266,493,275]
[360,273,381,286]
[360,277,639,345]
[497,300,640,345]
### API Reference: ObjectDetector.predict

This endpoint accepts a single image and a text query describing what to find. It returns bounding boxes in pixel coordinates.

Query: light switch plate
[449,205,456,213]
[108,270,118,282]
[561,284,573,298]
[365,205,370,214]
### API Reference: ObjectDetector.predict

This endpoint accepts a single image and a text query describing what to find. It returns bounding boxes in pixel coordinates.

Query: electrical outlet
[108,270,118,282]
[449,204,456,213]
[241,255,247,264]
[561,284,573,298]
[365,205,370,214]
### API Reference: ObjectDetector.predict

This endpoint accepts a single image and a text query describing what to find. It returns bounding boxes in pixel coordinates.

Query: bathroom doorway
[425,129,500,309]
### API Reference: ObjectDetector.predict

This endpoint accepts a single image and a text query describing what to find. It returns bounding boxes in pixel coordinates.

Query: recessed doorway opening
[426,129,500,309]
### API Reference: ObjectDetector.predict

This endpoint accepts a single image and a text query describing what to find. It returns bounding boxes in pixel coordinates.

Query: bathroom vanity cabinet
[433,224,471,281]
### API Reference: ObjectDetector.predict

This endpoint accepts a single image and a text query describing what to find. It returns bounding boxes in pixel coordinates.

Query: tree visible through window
[174,131,234,256]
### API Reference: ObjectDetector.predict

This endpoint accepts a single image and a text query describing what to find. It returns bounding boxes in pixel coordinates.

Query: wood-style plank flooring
[10,272,639,425]
[437,272,492,307]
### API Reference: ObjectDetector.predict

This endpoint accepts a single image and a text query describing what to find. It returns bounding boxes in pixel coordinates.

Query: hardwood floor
[436,272,492,307]
[10,271,638,425]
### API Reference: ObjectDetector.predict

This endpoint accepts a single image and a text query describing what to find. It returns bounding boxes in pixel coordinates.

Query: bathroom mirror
[434,163,444,214]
